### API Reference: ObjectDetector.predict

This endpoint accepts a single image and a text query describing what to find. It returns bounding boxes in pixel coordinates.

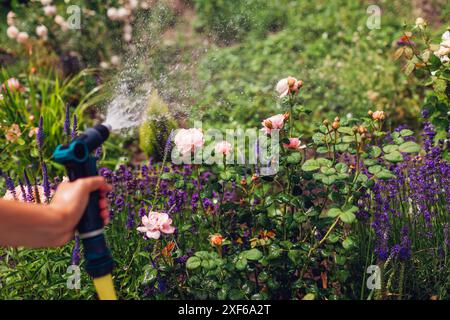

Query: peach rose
[283,138,306,150]
[261,114,287,135]
[275,76,303,97]
[210,234,223,246]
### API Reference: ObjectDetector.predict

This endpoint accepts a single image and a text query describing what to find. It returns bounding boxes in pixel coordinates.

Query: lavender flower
[23,170,34,203]
[71,235,80,265]
[37,116,44,154]
[18,179,27,202]
[41,162,51,202]
[71,114,78,140]
[5,175,17,200]
[64,104,71,137]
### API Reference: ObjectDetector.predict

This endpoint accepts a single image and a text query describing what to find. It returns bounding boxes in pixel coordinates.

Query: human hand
[48,176,112,246]
[0,176,112,248]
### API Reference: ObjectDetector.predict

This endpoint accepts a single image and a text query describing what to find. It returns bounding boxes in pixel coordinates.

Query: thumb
[78,176,111,193]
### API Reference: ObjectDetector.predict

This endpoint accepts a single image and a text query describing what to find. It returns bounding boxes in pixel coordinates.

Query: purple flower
[41,162,51,202]
[71,235,80,265]
[23,170,34,203]
[5,176,17,200]
[37,116,44,154]
[64,104,71,137]
[18,179,27,202]
[71,114,78,140]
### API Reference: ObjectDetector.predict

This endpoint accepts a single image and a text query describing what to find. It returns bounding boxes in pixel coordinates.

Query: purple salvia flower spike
[71,114,78,140]
[23,170,35,203]
[37,116,44,155]
[5,176,17,200]
[64,104,71,137]
[41,162,51,203]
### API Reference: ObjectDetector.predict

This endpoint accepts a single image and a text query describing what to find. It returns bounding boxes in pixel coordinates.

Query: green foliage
[192,1,426,132]
[193,0,287,43]
[139,91,176,160]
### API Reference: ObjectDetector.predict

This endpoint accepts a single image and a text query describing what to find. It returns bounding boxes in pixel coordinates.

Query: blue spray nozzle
[52,124,113,279]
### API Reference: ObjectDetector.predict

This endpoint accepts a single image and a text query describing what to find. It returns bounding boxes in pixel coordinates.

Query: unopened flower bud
[332,121,340,130]
[251,174,258,182]
[334,117,340,122]
[323,119,330,126]
[240,178,247,186]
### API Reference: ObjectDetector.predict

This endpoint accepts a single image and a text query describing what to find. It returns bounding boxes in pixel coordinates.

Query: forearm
[0,200,70,248]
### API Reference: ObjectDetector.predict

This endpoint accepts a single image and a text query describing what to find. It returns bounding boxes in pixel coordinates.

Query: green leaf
[383,151,403,163]
[337,127,354,135]
[327,208,342,218]
[286,152,301,164]
[383,144,399,153]
[335,163,348,174]
[342,237,355,250]
[375,170,396,180]
[339,211,356,224]
[302,159,320,172]
[398,141,421,153]
[370,146,382,158]
[321,175,337,185]
[321,167,336,175]
[368,165,382,174]
[186,257,201,270]
[399,129,414,137]
[235,256,248,270]
[317,158,332,168]
[243,249,263,261]
[302,293,315,300]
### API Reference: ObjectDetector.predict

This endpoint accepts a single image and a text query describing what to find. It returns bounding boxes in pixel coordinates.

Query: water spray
[53,123,117,300]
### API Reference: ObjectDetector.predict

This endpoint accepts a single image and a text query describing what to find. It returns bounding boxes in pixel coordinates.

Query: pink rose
[6,26,19,39]
[36,25,48,40]
[43,5,57,16]
[137,212,176,239]
[4,78,22,93]
[215,141,232,156]
[283,138,306,150]
[174,128,204,155]
[275,76,303,98]
[7,11,15,26]
[261,114,287,135]
[16,32,29,44]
